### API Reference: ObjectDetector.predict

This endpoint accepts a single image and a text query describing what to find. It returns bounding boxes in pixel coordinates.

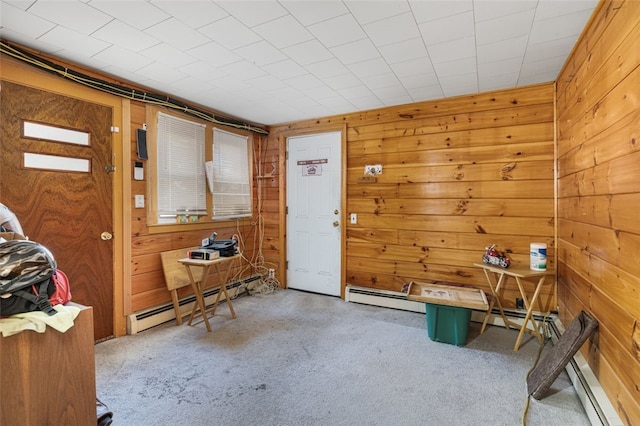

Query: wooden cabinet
[0,304,96,426]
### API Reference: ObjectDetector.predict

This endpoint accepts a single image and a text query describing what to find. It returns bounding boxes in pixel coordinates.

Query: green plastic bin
[425,303,472,346]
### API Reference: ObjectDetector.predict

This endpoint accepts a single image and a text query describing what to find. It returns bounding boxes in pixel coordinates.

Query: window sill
[147,217,253,234]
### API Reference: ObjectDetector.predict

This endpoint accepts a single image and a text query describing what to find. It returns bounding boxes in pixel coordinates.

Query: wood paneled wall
[556,0,640,423]
[268,83,556,311]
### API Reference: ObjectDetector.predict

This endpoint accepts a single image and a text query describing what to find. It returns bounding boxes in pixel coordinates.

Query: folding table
[474,263,554,351]
[178,254,240,332]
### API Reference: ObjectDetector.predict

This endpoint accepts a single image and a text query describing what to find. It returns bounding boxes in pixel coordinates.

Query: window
[156,112,206,223]
[211,128,252,220]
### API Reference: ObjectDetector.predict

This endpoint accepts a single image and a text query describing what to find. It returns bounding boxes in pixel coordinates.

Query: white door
[286,132,342,296]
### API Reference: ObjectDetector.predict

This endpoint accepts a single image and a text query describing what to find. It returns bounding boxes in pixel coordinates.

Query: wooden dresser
[0,304,96,425]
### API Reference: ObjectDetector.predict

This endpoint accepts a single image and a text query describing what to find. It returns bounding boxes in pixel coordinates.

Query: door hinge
[110,126,120,133]
[286,151,288,160]
[286,206,288,215]
[286,261,288,270]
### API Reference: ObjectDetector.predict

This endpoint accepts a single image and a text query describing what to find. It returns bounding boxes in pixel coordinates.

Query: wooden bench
[160,247,203,325]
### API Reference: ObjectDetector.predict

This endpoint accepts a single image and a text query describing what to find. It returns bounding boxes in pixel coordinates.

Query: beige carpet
[95,289,590,425]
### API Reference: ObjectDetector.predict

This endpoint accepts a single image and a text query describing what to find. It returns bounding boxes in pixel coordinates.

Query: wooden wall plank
[557,5,640,415]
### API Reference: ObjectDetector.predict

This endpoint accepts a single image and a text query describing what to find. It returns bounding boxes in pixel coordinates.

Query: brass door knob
[333,221,339,227]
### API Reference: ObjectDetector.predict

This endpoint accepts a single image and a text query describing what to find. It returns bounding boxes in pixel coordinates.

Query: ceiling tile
[476,35,527,64]
[27,0,111,35]
[528,9,592,45]
[477,57,522,80]
[93,45,154,72]
[0,3,56,39]
[389,56,436,78]
[419,10,474,45]
[339,84,375,99]
[399,72,439,90]
[280,0,349,26]
[305,58,350,79]
[142,43,198,68]
[524,35,577,64]
[348,57,391,79]
[87,0,170,30]
[350,95,384,111]
[378,37,428,65]
[308,14,366,49]
[479,71,519,92]
[428,37,476,64]
[473,0,537,23]
[475,9,536,46]
[38,25,110,58]
[409,83,445,102]
[324,73,362,90]
[410,0,472,24]
[361,72,402,90]
[253,15,314,49]
[282,40,333,66]
[433,56,477,78]
[330,38,379,65]
[235,40,287,67]
[198,16,261,50]
[303,85,339,100]
[186,41,242,67]
[364,12,420,47]
[346,0,410,25]
[215,1,288,27]
[179,61,228,81]
[145,18,211,51]
[219,59,268,80]
[150,1,229,29]
[93,20,159,52]
[370,84,410,100]
[136,61,187,84]
[439,72,478,97]
[262,59,308,80]
[534,0,598,21]
[247,74,288,91]
[284,74,325,91]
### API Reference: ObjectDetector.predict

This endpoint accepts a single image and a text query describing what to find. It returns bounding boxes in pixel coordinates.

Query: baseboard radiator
[345,285,621,426]
[127,275,261,335]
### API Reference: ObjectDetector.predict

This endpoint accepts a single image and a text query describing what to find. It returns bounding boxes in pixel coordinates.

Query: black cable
[0,40,269,135]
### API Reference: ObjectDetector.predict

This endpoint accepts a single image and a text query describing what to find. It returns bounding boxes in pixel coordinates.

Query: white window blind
[212,128,251,220]
[157,112,206,220]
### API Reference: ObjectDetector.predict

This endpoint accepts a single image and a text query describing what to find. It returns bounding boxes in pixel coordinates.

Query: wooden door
[286,132,342,296]
[0,81,114,340]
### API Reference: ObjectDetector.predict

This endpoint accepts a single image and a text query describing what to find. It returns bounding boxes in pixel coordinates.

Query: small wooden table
[178,254,240,332]
[474,263,554,351]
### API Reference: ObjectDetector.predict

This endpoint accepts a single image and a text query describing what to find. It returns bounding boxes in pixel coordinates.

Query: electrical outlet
[516,298,524,309]
[364,164,382,175]
[350,213,357,224]
[134,194,145,208]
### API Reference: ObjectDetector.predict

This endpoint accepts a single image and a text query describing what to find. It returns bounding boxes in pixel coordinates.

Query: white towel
[0,304,80,337]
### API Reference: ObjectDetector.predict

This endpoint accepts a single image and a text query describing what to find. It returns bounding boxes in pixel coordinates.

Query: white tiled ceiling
[0,0,598,126]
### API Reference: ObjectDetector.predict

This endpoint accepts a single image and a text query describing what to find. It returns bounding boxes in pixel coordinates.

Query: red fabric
[49,269,72,306]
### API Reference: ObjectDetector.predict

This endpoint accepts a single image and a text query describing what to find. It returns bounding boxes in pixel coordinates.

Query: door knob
[333,221,339,227]
[334,209,339,215]
[101,232,113,241]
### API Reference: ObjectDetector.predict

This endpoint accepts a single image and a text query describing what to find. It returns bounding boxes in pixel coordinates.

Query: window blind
[157,112,206,219]
[212,128,251,219]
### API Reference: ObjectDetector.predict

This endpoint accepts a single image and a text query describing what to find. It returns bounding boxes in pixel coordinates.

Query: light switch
[134,194,145,208]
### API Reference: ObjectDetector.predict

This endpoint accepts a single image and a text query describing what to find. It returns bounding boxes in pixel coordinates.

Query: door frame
[278,124,347,298]
[1,57,128,336]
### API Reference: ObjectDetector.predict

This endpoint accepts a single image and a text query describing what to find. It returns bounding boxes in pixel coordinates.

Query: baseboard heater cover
[345,284,621,426]
[127,275,261,334]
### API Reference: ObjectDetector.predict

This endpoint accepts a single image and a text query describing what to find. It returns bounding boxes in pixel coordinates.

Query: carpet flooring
[95,289,590,425]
